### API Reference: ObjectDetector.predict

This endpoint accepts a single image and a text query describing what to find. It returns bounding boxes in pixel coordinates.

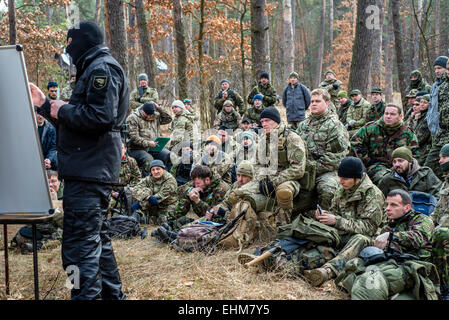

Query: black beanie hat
[260,107,281,124]
[66,21,104,66]
[141,102,156,115]
[338,157,364,179]
[260,72,269,80]
[434,56,449,68]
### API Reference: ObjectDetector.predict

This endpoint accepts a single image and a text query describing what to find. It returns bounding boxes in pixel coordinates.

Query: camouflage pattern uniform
[413,109,432,165]
[366,100,386,123]
[200,150,235,185]
[346,97,371,137]
[214,107,242,130]
[381,210,434,260]
[404,70,431,102]
[296,109,350,209]
[245,106,264,127]
[377,159,442,198]
[319,78,343,109]
[338,99,353,126]
[321,173,386,274]
[60,82,75,101]
[214,88,246,115]
[168,173,230,221]
[350,119,420,185]
[170,109,195,150]
[247,82,277,108]
[129,86,159,111]
[132,170,178,224]
[431,171,449,288]
[424,72,449,179]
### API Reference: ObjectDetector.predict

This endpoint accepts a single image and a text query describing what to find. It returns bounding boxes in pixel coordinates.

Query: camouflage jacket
[214,89,246,115]
[319,79,342,102]
[254,123,306,187]
[413,110,432,164]
[438,72,449,130]
[217,181,240,216]
[129,86,159,111]
[200,150,235,185]
[244,106,264,127]
[132,170,178,211]
[170,109,194,149]
[338,100,353,125]
[346,97,371,132]
[331,173,385,237]
[214,108,242,130]
[247,81,277,107]
[112,154,141,192]
[296,109,350,175]
[60,83,74,101]
[126,106,172,149]
[377,159,442,198]
[350,119,420,169]
[381,210,434,260]
[168,174,230,220]
[431,173,449,227]
[366,101,386,123]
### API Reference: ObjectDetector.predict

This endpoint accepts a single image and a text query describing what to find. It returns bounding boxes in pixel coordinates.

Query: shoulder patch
[92,76,108,90]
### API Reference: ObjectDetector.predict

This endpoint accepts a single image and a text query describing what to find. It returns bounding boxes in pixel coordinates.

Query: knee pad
[276,185,294,209]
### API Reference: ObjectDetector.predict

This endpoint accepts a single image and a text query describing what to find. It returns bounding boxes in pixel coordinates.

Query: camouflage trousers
[315,172,339,210]
[432,227,449,286]
[425,131,449,180]
[138,203,177,225]
[322,233,372,275]
[367,164,390,185]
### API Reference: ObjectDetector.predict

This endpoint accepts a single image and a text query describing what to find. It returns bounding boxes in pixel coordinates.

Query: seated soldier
[128,73,158,112]
[335,189,437,300]
[430,143,449,300]
[11,170,64,253]
[337,90,353,126]
[245,94,264,128]
[350,104,420,185]
[200,135,234,185]
[378,146,442,199]
[218,125,238,159]
[132,160,178,225]
[108,140,142,215]
[235,130,257,167]
[346,89,371,137]
[126,101,173,176]
[405,95,422,131]
[170,141,196,186]
[296,88,350,210]
[169,100,195,151]
[214,100,242,130]
[303,157,385,286]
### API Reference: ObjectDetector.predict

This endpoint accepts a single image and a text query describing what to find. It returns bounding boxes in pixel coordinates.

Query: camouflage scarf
[441,162,449,173]
[381,119,403,135]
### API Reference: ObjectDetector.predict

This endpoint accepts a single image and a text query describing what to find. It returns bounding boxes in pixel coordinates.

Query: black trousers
[62,180,125,300]
[128,148,172,177]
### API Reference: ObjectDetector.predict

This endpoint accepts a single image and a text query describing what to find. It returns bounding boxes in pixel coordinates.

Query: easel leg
[32,224,39,300]
[3,224,9,296]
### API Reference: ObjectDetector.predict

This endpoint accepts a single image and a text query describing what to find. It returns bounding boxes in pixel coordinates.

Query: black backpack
[107,214,140,240]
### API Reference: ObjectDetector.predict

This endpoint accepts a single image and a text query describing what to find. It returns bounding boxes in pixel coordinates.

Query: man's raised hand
[29,83,46,107]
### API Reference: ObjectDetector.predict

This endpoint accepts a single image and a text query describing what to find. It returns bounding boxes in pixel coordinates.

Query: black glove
[216,207,227,218]
[259,179,275,196]
[332,83,339,90]
[148,196,161,206]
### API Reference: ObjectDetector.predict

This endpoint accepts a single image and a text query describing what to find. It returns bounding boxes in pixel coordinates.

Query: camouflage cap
[236,160,254,178]
[337,90,348,99]
[371,88,382,94]
[325,70,335,76]
[421,94,430,102]
[410,69,422,78]
[406,89,419,98]
[289,72,299,79]
[350,89,362,96]
[223,100,234,107]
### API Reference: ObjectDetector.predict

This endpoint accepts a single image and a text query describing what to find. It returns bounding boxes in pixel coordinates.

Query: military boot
[276,184,294,209]
[303,267,335,287]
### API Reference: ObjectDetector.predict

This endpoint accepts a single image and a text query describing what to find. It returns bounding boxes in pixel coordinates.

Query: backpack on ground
[173,221,223,252]
[107,213,140,240]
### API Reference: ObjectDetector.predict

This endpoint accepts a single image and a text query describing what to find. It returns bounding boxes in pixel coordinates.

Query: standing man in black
[29,21,128,300]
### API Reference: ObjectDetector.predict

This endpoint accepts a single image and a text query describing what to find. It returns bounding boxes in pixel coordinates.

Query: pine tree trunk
[434,0,440,60]
[251,0,270,80]
[173,0,188,100]
[391,0,407,101]
[127,1,137,91]
[370,0,384,90]
[94,0,102,24]
[315,0,325,88]
[8,0,16,45]
[283,0,295,81]
[384,0,394,103]
[297,0,313,87]
[105,0,128,75]
[135,0,156,87]
[329,0,334,65]
[440,0,449,52]
[348,0,377,96]
[198,0,212,129]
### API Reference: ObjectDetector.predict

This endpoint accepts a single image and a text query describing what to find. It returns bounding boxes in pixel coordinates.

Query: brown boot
[303,267,335,287]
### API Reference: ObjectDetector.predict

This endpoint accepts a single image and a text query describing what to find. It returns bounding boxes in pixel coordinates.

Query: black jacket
[38,45,129,184]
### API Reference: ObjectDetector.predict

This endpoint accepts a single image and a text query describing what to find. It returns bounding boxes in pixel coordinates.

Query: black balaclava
[66,21,104,66]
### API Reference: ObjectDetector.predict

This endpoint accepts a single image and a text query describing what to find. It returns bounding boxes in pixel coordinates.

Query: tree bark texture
[315,0,325,88]
[8,0,16,45]
[370,0,384,90]
[251,0,270,80]
[283,0,295,81]
[391,0,407,100]
[135,0,156,87]
[173,0,188,99]
[105,0,128,75]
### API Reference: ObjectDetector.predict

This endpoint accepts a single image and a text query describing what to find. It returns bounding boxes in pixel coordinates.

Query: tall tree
[198,0,212,129]
[94,0,102,24]
[172,0,188,99]
[251,0,270,80]
[8,0,16,45]
[315,0,325,88]
[370,0,384,90]
[329,0,334,65]
[384,0,394,103]
[282,0,294,81]
[105,0,128,75]
[127,1,137,91]
[135,0,156,87]
[391,0,407,99]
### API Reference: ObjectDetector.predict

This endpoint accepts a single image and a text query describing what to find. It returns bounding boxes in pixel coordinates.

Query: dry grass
[0,225,348,300]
